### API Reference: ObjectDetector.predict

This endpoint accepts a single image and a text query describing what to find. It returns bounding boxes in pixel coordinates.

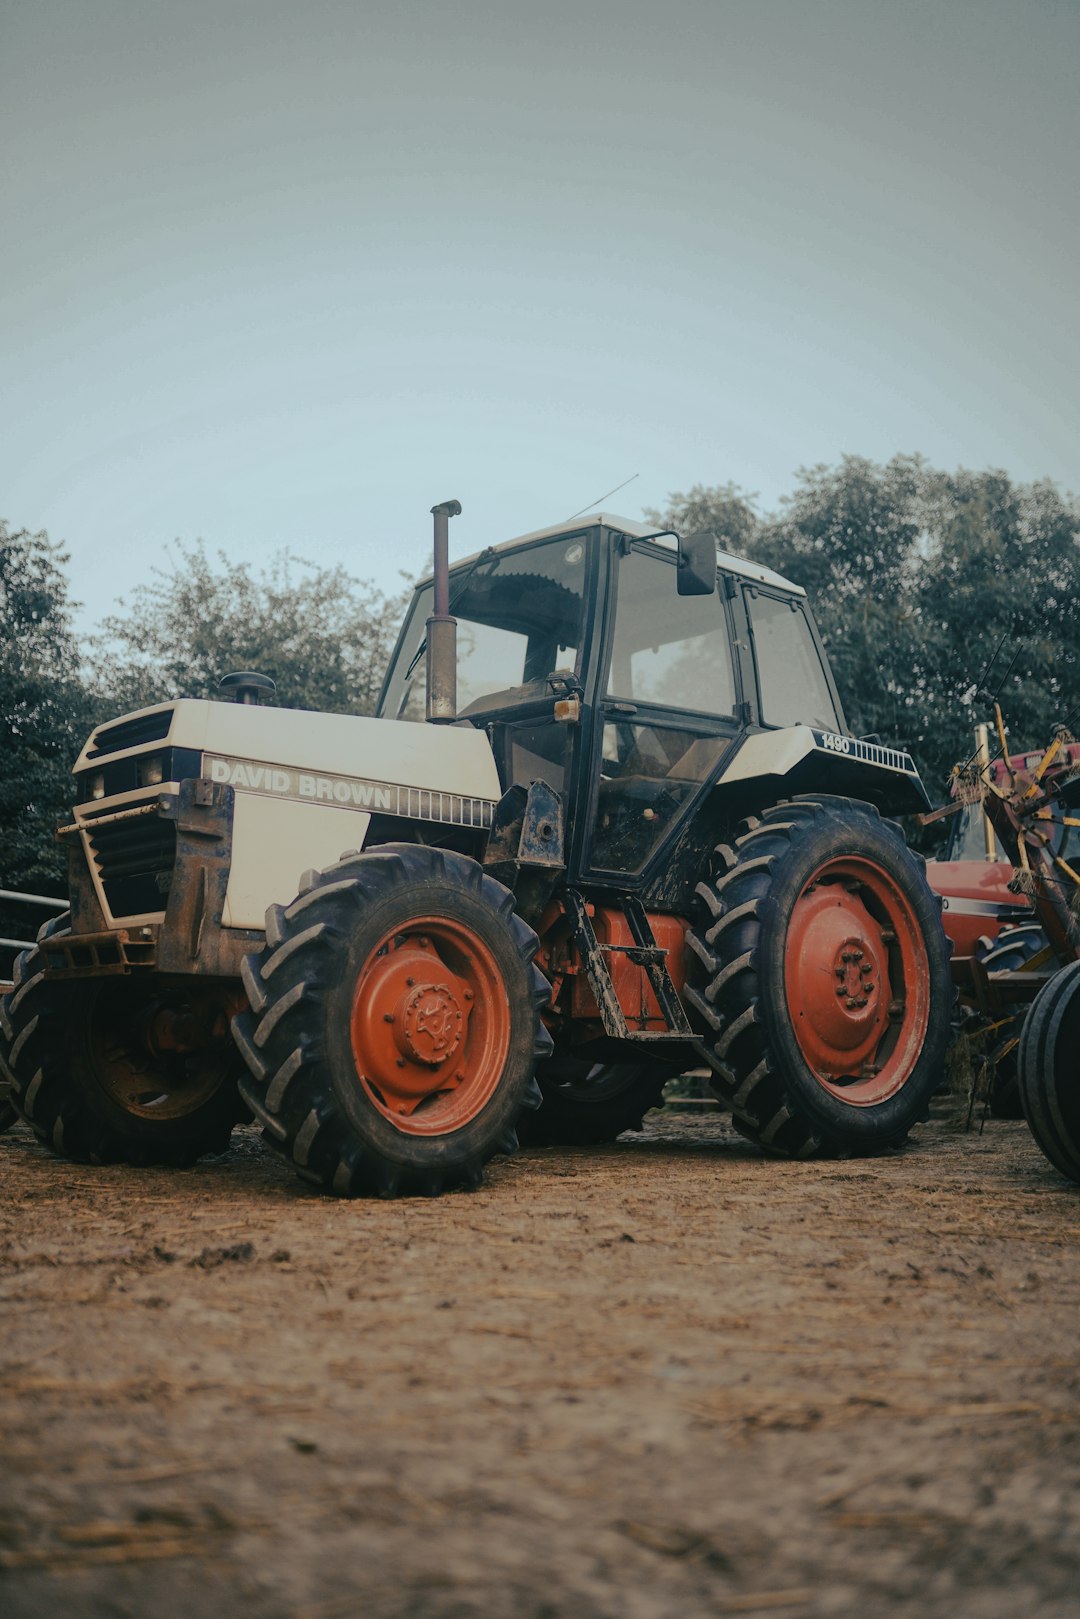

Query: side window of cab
[745,589,840,732]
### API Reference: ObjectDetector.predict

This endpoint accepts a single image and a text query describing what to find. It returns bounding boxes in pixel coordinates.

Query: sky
[2,0,1078,638]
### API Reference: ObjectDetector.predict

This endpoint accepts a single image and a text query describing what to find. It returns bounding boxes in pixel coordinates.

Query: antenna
[960,630,1007,707]
[567,473,639,522]
[954,638,1025,780]
[989,643,1021,704]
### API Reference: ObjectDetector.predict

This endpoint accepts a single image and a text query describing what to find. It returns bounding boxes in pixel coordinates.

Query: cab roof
[421,512,806,598]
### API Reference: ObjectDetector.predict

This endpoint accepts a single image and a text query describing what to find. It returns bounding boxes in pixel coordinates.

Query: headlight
[89,772,106,801]
[138,754,165,787]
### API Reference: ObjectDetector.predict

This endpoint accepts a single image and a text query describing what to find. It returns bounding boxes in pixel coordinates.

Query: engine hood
[75,699,502,804]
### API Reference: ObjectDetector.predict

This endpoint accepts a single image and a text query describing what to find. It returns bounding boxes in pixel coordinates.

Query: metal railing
[0,888,69,953]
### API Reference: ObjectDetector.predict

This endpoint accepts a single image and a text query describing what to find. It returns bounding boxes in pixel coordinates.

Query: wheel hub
[400,980,465,1067]
[351,937,475,1116]
[786,884,892,1081]
[833,939,879,1014]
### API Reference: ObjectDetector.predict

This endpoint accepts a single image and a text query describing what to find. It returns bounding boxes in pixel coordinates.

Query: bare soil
[2,1101,1079,1619]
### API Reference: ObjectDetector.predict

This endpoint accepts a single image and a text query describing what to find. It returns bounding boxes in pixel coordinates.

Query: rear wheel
[0,941,246,1166]
[516,1053,667,1146]
[232,844,550,1197]
[685,797,951,1157]
[1017,961,1080,1183]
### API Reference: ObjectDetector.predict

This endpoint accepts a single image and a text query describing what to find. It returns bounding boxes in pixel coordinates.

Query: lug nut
[881,929,896,944]
[845,996,858,1008]
[836,985,847,997]
[860,961,872,975]
[383,1013,394,1023]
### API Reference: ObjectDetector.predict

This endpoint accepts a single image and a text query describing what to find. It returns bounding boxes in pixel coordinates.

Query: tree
[645,482,762,558]
[754,455,927,765]
[97,543,411,717]
[0,521,97,913]
[912,469,1080,789]
[649,461,1080,802]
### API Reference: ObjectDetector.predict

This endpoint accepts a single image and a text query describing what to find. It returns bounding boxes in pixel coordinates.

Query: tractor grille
[85,798,177,918]
[76,745,202,804]
[88,708,174,760]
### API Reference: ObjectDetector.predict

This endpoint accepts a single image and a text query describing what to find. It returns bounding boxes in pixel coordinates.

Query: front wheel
[685,797,951,1158]
[0,945,246,1166]
[232,844,550,1197]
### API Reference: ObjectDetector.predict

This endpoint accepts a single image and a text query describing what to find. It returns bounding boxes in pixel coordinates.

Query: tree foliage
[96,543,410,717]
[649,458,1080,798]
[0,521,98,903]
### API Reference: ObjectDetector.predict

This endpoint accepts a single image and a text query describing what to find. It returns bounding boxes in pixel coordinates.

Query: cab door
[579,541,745,883]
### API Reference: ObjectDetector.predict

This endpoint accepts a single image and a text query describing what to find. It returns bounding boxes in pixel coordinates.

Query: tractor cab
[378,515,846,901]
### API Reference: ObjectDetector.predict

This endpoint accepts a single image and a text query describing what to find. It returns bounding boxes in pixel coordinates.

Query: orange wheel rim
[350,916,510,1135]
[784,856,931,1105]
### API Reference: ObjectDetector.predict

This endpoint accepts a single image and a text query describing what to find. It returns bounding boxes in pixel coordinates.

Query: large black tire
[0,915,246,1166]
[516,1054,668,1146]
[685,797,952,1158]
[232,844,550,1198]
[1017,961,1080,1183]
[975,924,1048,1119]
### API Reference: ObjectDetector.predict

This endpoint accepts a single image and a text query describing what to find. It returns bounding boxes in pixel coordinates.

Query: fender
[716,725,930,816]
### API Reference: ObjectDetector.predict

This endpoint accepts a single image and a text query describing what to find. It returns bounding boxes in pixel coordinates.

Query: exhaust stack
[426,499,462,723]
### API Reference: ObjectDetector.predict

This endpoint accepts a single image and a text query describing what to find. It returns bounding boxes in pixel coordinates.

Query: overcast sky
[2,0,1078,635]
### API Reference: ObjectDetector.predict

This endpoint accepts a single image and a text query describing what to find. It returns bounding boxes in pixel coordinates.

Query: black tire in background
[232,844,549,1198]
[516,1054,668,1146]
[974,924,1048,1120]
[685,796,952,1158]
[1017,960,1080,1183]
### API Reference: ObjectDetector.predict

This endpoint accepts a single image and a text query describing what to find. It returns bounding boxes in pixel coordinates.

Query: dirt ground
[1,1099,1079,1619]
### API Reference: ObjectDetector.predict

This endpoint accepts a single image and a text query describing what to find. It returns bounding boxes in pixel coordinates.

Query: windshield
[380,536,589,721]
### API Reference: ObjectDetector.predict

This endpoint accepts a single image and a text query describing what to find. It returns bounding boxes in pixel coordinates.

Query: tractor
[0,506,952,1196]
[923,707,1080,1179]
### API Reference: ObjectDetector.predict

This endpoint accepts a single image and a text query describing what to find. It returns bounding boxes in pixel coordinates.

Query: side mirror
[676,532,717,596]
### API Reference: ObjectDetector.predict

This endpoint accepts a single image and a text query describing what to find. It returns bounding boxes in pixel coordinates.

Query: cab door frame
[568,533,751,894]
